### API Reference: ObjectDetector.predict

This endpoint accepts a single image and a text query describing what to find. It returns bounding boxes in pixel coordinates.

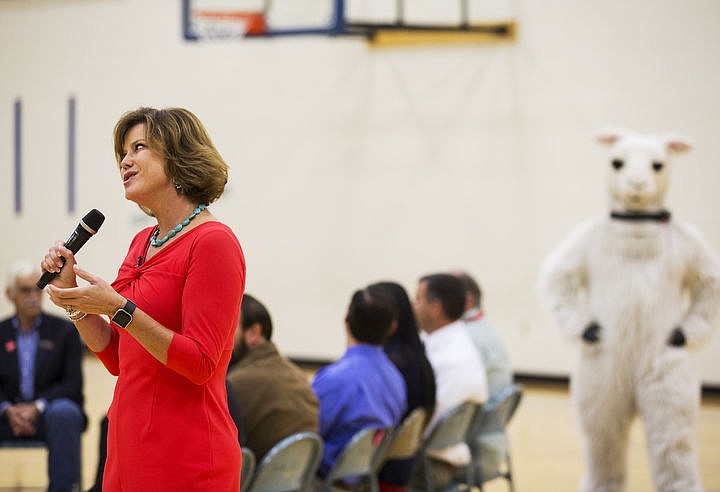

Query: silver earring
[173,181,182,192]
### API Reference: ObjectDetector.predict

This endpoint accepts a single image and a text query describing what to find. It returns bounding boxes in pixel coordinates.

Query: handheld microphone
[37,209,106,289]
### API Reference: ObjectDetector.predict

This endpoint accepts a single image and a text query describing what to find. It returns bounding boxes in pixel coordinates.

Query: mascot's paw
[668,327,687,347]
[582,322,601,343]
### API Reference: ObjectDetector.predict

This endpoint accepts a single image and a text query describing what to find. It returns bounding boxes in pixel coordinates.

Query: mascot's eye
[611,159,624,170]
[652,161,664,172]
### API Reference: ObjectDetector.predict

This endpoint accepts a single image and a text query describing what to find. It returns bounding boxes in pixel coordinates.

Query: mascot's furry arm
[676,223,720,349]
[539,220,598,342]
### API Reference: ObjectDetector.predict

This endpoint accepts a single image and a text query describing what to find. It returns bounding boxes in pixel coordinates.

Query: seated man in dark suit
[0,261,85,492]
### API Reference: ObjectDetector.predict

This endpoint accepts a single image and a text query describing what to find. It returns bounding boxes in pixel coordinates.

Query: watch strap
[122,299,137,316]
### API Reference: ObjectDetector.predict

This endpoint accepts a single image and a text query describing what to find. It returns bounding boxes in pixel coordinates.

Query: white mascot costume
[540,129,720,492]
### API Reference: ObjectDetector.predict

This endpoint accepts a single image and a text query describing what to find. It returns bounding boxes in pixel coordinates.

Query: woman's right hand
[40,241,78,289]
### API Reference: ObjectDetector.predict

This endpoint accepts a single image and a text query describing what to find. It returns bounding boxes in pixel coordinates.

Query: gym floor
[0,355,718,491]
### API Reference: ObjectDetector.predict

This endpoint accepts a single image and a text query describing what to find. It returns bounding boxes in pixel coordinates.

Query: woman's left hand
[46,264,126,317]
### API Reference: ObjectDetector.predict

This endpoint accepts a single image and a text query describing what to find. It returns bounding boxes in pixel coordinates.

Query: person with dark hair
[312,284,407,477]
[229,293,272,369]
[412,273,487,487]
[0,261,85,492]
[227,294,318,461]
[40,107,245,491]
[373,281,436,492]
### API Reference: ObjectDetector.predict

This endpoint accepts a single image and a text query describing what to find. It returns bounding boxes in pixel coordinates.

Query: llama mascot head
[540,128,720,492]
[598,128,691,216]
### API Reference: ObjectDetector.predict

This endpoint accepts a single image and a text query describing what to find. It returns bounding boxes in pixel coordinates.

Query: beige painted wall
[1,0,719,384]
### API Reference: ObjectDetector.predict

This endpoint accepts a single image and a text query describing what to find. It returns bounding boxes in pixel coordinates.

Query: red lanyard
[467,310,484,322]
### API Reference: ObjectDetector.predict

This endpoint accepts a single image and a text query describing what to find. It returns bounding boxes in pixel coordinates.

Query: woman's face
[120,123,173,206]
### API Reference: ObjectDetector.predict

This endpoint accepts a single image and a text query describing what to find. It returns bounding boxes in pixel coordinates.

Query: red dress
[95,221,245,491]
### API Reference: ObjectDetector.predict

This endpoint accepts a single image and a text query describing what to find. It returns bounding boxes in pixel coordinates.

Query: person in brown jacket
[227,294,319,460]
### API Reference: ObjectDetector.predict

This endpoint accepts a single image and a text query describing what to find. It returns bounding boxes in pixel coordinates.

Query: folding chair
[322,427,394,492]
[380,407,427,464]
[240,446,256,492]
[245,431,323,492]
[411,400,477,492]
[465,384,523,491]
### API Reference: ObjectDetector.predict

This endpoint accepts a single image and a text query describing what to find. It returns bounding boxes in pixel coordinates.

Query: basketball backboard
[182,0,516,45]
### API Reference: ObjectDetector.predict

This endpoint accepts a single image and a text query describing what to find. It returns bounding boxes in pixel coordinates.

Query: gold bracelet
[65,307,87,322]
[69,311,87,322]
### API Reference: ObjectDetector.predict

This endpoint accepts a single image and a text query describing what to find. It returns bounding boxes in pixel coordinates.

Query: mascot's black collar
[610,210,671,223]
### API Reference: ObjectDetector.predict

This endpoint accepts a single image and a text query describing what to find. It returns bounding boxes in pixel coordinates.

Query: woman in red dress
[40,107,245,491]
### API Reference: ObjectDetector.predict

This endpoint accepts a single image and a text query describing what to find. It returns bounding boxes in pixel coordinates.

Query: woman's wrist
[110,296,128,317]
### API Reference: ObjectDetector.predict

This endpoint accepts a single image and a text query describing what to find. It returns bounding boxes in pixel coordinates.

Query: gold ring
[65,305,74,313]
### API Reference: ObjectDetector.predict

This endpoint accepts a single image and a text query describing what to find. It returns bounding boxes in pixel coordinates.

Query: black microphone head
[81,209,105,234]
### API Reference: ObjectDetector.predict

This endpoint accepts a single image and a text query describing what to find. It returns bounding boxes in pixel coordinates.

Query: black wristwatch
[111,299,136,329]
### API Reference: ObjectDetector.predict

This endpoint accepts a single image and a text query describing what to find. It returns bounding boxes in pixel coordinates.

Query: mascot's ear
[662,133,692,155]
[594,126,630,146]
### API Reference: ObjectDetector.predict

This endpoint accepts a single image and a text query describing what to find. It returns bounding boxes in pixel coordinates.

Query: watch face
[113,309,132,328]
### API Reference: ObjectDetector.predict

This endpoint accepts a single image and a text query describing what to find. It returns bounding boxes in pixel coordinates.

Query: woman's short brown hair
[113,107,228,208]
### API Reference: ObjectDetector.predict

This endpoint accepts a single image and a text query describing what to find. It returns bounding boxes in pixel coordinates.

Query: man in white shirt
[412,273,488,487]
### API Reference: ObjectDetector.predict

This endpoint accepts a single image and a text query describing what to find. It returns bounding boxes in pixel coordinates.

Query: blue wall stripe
[13,99,21,214]
[68,96,76,213]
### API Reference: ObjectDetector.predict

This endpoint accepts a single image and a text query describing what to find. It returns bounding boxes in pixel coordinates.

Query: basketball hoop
[190,9,266,39]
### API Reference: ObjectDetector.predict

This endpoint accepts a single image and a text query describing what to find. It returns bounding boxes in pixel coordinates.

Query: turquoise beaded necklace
[151,204,207,247]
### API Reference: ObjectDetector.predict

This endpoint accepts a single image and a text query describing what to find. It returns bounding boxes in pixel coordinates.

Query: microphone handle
[36,228,93,289]
[37,264,63,290]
